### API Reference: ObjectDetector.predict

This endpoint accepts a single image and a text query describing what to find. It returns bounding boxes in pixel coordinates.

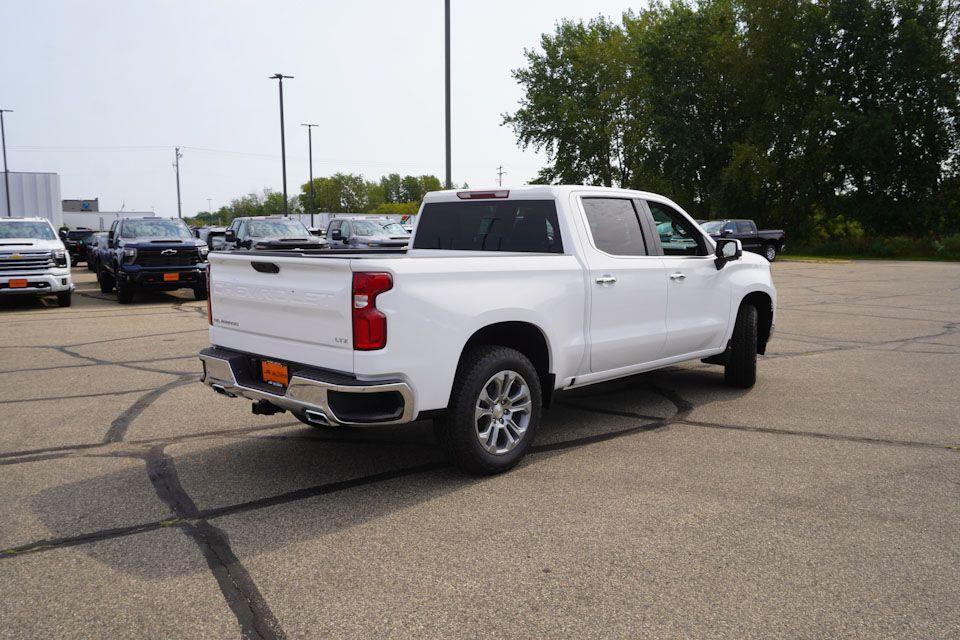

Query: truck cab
[326,217,409,249]
[97,216,209,304]
[0,217,74,307]
[225,217,325,251]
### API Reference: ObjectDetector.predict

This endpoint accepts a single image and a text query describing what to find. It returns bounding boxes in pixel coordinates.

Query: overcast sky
[2,0,636,214]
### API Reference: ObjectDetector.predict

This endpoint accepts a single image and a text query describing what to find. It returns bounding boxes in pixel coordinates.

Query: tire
[193,286,208,301]
[56,291,72,307]
[97,265,114,293]
[724,304,758,388]
[116,280,135,304]
[764,244,777,262]
[434,346,542,475]
[86,257,96,272]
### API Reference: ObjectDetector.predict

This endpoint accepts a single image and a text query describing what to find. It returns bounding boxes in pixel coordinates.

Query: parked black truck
[96,217,209,304]
[700,219,786,262]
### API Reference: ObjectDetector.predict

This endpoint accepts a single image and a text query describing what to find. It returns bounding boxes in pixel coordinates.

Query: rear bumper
[0,271,73,295]
[198,346,415,427]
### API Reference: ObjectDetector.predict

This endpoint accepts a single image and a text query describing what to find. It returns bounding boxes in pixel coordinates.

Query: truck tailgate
[207,252,354,373]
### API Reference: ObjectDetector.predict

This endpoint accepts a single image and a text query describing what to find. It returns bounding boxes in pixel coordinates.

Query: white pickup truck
[0,217,74,307]
[200,186,776,474]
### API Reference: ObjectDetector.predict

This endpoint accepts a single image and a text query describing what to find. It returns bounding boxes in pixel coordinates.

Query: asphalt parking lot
[1,261,958,639]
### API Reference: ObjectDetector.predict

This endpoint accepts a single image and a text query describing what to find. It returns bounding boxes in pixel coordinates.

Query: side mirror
[107,230,115,247]
[330,229,342,241]
[224,229,237,243]
[714,238,742,270]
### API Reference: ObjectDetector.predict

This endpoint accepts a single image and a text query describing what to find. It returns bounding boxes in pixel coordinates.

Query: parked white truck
[0,217,74,307]
[199,186,776,473]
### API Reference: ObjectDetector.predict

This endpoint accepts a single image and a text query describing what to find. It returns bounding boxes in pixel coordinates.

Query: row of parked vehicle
[49,216,414,305]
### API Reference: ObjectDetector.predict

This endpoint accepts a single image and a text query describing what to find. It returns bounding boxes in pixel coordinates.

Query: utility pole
[0,109,12,217]
[207,198,212,215]
[444,0,452,189]
[301,123,317,228]
[173,147,183,218]
[496,165,507,187]
[269,73,294,216]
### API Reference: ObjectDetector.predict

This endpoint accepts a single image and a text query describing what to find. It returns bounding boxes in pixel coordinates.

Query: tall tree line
[504,0,960,239]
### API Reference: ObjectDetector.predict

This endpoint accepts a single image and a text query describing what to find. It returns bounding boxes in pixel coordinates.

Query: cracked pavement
[1,261,958,639]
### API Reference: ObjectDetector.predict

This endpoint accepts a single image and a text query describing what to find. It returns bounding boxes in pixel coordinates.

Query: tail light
[206,262,212,325]
[352,272,392,350]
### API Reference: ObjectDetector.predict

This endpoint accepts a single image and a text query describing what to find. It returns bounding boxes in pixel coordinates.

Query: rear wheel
[97,265,114,293]
[724,304,758,388]
[764,244,777,262]
[193,285,208,301]
[435,346,541,475]
[56,291,72,307]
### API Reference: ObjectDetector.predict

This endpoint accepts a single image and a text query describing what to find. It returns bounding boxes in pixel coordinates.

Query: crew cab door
[736,220,760,252]
[645,200,731,357]
[576,196,668,373]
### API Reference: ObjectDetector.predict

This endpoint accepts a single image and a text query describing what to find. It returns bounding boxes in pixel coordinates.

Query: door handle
[595,275,617,286]
[669,272,686,281]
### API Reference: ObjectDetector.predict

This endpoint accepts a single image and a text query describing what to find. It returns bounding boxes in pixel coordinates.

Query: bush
[939,233,960,260]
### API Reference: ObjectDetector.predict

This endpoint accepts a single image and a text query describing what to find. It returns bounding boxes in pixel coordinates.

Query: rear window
[413,200,562,253]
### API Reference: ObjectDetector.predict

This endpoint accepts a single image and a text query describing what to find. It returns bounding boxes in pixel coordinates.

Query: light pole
[207,198,212,216]
[301,123,317,227]
[1,109,12,217]
[444,0,452,189]
[269,73,294,216]
[173,147,183,218]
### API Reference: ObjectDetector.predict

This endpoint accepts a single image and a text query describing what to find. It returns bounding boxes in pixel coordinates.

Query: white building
[0,171,63,227]
[61,211,155,230]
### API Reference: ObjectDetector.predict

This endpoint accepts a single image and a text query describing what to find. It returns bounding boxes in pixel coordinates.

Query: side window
[723,221,737,234]
[341,222,352,237]
[647,201,707,256]
[736,220,755,234]
[329,220,341,232]
[581,198,648,256]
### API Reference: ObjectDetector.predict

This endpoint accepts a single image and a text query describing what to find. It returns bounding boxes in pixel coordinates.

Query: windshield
[351,220,391,237]
[382,222,407,235]
[247,219,309,238]
[0,221,57,240]
[121,219,193,239]
[700,221,725,233]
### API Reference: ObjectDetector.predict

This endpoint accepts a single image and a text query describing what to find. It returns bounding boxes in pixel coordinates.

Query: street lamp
[269,73,294,216]
[301,123,317,227]
[0,109,12,217]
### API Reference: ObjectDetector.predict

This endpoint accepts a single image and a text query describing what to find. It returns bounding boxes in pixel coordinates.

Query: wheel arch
[740,291,773,354]
[457,321,555,407]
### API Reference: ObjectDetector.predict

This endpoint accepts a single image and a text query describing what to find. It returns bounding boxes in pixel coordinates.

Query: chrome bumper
[199,348,415,427]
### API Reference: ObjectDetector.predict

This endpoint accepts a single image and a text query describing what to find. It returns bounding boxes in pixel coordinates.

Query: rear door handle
[595,275,617,286]
[669,272,686,281]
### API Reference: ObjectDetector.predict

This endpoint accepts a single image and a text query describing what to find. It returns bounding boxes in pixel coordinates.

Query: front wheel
[764,244,777,262]
[56,291,72,307]
[116,280,135,304]
[724,304,758,388]
[193,285,208,301]
[435,346,541,475]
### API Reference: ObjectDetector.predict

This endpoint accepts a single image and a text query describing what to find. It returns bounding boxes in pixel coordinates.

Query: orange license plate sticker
[261,361,289,387]
[163,272,179,282]
[8,279,28,288]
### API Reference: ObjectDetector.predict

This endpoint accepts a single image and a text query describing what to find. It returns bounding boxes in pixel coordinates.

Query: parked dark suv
[97,217,209,304]
[62,228,96,265]
[224,217,324,251]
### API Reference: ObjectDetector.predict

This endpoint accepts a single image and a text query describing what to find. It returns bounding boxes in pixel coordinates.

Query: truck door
[645,200,731,357]
[577,196,668,373]
[737,220,759,252]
